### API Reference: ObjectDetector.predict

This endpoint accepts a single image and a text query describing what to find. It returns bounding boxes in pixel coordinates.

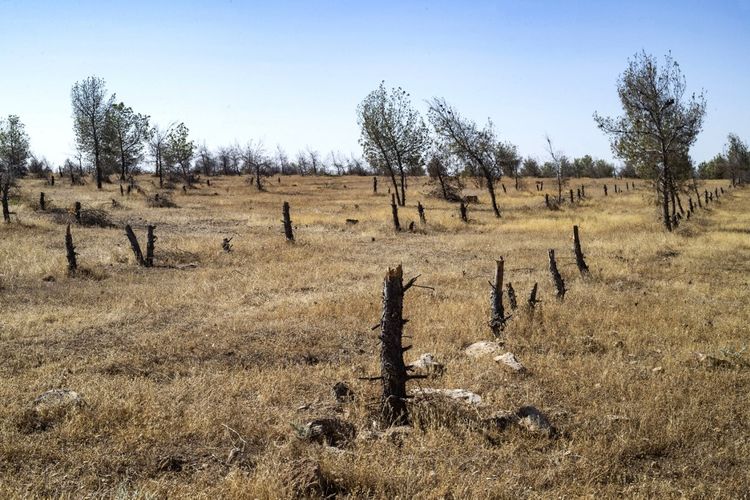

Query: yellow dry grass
[1,174,748,498]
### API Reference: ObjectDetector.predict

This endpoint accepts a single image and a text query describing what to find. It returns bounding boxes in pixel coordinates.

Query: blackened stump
[380,265,410,426]
[390,194,401,231]
[507,282,518,310]
[65,224,77,275]
[282,201,294,241]
[490,258,508,337]
[145,225,156,267]
[417,202,426,224]
[572,225,589,275]
[548,249,566,300]
[125,224,146,266]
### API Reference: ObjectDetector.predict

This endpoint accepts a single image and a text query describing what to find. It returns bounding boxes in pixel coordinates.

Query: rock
[494,352,526,373]
[516,406,556,437]
[694,352,733,369]
[408,353,445,376]
[345,219,359,225]
[651,366,663,373]
[464,341,503,358]
[17,388,85,433]
[296,417,356,447]
[332,382,354,403]
[413,388,482,406]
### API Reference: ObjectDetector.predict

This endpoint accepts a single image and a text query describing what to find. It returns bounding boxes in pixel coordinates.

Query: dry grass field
[1,174,748,498]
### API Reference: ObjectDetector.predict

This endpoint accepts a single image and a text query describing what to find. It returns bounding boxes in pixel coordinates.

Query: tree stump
[507,282,518,311]
[417,202,426,224]
[373,177,377,194]
[380,265,410,427]
[528,283,540,308]
[390,194,401,231]
[459,201,468,222]
[501,183,507,194]
[74,201,81,223]
[65,224,77,275]
[569,189,574,204]
[545,193,551,209]
[490,258,508,338]
[603,185,608,196]
[572,225,589,275]
[283,201,294,241]
[125,224,146,266]
[548,249,566,300]
[581,185,586,197]
[145,225,156,267]
[39,192,46,211]
[577,188,582,201]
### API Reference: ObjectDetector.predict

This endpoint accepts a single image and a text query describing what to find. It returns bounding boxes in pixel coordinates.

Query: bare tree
[241,140,267,190]
[196,143,216,177]
[71,76,115,189]
[428,97,514,217]
[148,124,173,188]
[306,147,322,175]
[357,81,428,206]
[545,136,567,203]
[275,145,290,175]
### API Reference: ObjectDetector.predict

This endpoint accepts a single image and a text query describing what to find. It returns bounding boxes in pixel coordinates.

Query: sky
[1,0,749,168]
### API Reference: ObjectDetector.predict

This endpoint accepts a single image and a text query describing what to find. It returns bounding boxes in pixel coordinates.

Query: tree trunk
[572,225,589,275]
[65,224,77,275]
[2,182,10,223]
[145,225,156,267]
[417,202,426,224]
[548,249,566,300]
[661,174,672,231]
[459,201,468,222]
[380,265,409,427]
[373,176,378,194]
[125,225,146,266]
[490,258,507,338]
[282,201,294,241]
[390,194,401,231]
[506,282,517,310]
[485,172,501,217]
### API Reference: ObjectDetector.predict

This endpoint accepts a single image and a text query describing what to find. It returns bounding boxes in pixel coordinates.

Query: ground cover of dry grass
[1,173,748,498]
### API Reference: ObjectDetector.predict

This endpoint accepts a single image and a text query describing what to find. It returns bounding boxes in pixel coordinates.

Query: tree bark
[548,249,566,300]
[490,258,507,337]
[282,201,294,241]
[145,225,156,267]
[380,265,409,426]
[125,224,146,266]
[65,224,77,275]
[390,194,401,231]
[573,225,589,275]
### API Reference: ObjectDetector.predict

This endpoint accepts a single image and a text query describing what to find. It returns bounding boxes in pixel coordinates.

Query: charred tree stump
[459,201,468,222]
[569,189,574,204]
[282,201,294,241]
[548,249,566,300]
[489,258,509,337]
[705,190,709,205]
[125,224,146,266]
[572,225,589,276]
[50,176,55,186]
[417,202,426,224]
[222,237,233,252]
[715,187,719,200]
[120,184,124,196]
[39,192,46,211]
[501,183,507,194]
[577,188,582,200]
[721,187,725,194]
[631,181,635,190]
[581,185,585,197]
[540,181,544,190]
[709,192,713,202]
[145,225,156,267]
[127,184,132,195]
[65,224,77,275]
[74,201,81,223]
[626,182,629,191]
[390,194,401,231]
[373,177,378,194]
[207,179,211,187]
[2,182,11,223]
[528,283,540,309]
[379,265,414,427]
[688,197,694,213]
[507,282,518,311]
[603,184,608,196]
[545,193,551,209]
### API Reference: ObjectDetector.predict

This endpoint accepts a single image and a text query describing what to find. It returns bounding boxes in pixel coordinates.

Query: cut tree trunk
[65,224,77,275]
[390,194,401,231]
[380,265,410,426]
[490,258,508,337]
[125,224,146,266]
[145,225,156,267]
[548,249,566,300]
[572,225,589,275]
[283,201,294,241]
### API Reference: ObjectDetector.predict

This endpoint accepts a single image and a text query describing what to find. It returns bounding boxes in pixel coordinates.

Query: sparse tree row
[1,52,748,231]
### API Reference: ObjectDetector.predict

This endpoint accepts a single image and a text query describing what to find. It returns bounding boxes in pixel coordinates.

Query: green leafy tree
[726,133,749,185]
[594,51,706,231]
[0,115,31,180]
[357,82,428,206]
[105,102,150,180]
[71,76,115,189]
[164,122,195,185]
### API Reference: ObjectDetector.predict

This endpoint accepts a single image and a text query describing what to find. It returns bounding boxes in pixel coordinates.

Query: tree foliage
[357,81,428,206]
[0,115,31,180]
[71,76,115,189]
[594,51,706,230]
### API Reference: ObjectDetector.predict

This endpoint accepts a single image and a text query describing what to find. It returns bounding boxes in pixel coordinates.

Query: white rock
[516,406,555,436]
[464,341,503,358]
[409,353,445,375]
[413,388,482,406]
[494,352,526,373]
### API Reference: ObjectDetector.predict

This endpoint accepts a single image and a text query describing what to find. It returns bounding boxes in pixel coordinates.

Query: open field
[1,174,749,498]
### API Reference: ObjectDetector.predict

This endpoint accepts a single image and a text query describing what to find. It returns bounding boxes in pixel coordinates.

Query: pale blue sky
[1,0,748,167]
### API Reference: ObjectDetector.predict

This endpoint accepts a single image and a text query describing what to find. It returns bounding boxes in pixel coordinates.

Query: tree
[726,133,749,185]
[594,51,706,231]
[306,147,322,175]
[71,76,115,189]
[148,124,173,188]
[105,102,150,180]
[428,97,511,217]
[0,115,31,180]
[195,143,216,177]
[164,123,194,185]
[241,140,266,190]
[545,136,568,203]
[521,157,542,177]
[357,81,428,206]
